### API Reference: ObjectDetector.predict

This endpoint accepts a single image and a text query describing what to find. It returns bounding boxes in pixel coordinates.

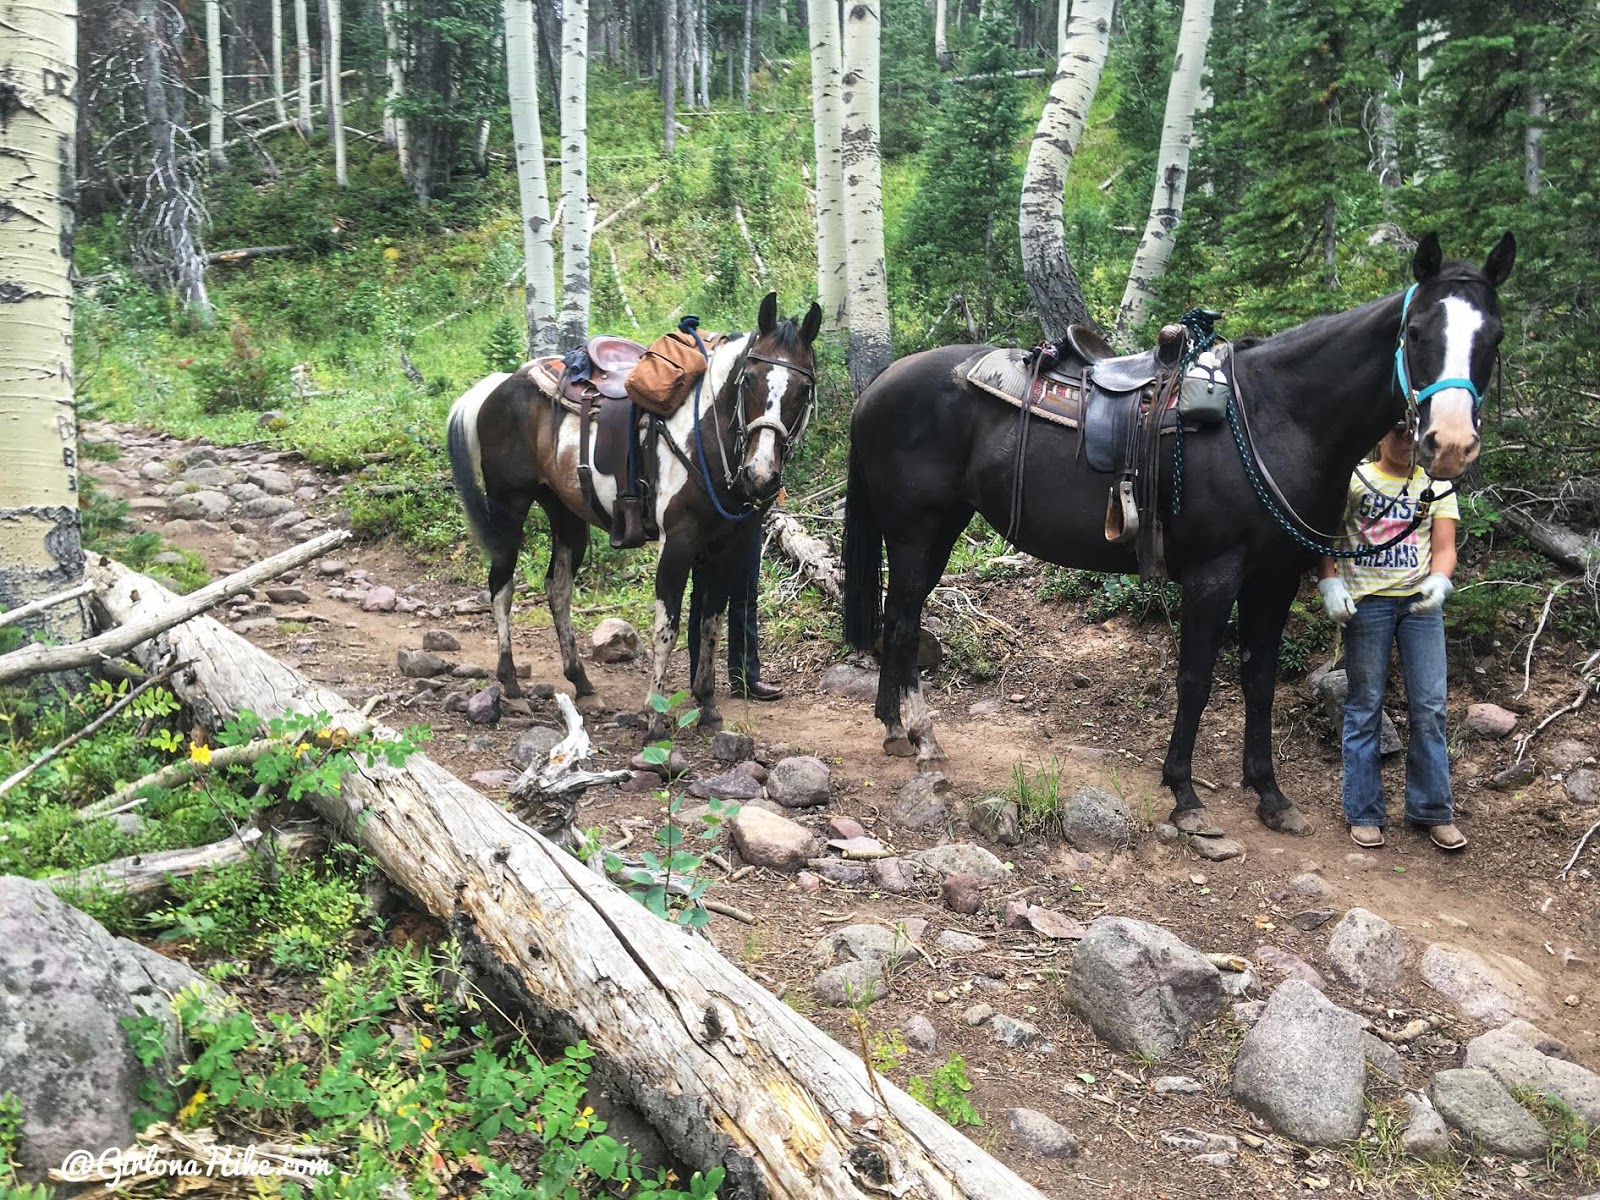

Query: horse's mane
[761,316,807,354]
[1235,259,1493,355]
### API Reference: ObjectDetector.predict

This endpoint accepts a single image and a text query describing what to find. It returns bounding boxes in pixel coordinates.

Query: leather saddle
[526,336,658,549]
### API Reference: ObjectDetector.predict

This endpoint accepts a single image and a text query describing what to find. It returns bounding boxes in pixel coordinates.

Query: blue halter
[1393,283,1482,411]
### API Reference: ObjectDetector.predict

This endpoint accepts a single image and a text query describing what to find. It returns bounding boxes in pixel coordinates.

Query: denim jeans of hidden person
[1341,593,1453,828]
[686,538,762,690]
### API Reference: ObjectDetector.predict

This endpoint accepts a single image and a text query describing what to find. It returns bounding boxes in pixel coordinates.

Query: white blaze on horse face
[744,364,789,488]
[1421,295,1485,477]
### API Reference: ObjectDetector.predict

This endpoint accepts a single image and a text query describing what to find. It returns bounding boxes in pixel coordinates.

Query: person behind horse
[687,533,782,701]
[1318,422,1464,852]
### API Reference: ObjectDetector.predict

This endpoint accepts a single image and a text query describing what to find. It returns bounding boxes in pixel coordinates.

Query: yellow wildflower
[419,1034,433,1050]
[189,743,212,766]
[383,246,400,261]
[176,1090,208,1122]
[293,741,311,759]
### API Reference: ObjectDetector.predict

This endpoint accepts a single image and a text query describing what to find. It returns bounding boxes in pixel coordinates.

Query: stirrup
[1104,479,1139,544]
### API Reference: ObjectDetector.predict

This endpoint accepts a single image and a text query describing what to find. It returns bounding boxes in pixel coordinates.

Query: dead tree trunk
[92,561,1049,1200]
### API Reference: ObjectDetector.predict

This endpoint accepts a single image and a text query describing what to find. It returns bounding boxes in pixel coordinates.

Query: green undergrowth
[119,943,722,1200]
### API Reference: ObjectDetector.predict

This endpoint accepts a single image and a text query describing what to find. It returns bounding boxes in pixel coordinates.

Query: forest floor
[82,421,1600,1200]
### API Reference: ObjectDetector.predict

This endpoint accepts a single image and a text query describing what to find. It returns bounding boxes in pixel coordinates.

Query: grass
[1341,1096,1467,1197]
[1007,757,1067,835]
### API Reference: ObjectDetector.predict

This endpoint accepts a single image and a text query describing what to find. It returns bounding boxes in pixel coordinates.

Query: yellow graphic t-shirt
[1335,463,1459,601]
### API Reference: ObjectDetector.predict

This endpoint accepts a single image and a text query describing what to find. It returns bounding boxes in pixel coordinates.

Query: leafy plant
[481,310,525,373]
[189,318,291,413]
[908,1054,982,1128]
[869,1029,908,1074]
[1009,757,1066,835]
[604,692,736,929]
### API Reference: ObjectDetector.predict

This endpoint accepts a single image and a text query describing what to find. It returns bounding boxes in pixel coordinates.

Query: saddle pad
[961,348,1179,474]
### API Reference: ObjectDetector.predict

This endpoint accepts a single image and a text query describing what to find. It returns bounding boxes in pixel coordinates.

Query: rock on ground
[1059,786,1132,852]
[0,877,205,1179]
[1005,1108,1079,1158]
[1068,917,1223,1061]
[590,617,640,663]
[1466,702,1518,738]
[819,663,878,700]
[1254,945,1327,991]
[765,756,831,808]
[904,1015,938,1051]
[892,772,950,829]
[1401,1093,1452,1162]
[1325,907,1406,996]
[511,726,565,770]
[908,842,1008,884]
[1420,943,1546,1025]
[1429,1068,1550,1158]
[1464,1019,1600,1124]
[1231,979,1367,1145]
[728,807,815,872]
[814,924,920,971]
[813,961,886,1007]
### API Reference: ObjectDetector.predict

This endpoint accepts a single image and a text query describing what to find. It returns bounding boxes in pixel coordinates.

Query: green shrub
[189,319,290,413]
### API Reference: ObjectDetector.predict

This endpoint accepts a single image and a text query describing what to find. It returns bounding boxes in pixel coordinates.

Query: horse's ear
[1412,233,1442,283]
[800,301,823,346]
[1484,232,1516,288]
[758,291,778,335]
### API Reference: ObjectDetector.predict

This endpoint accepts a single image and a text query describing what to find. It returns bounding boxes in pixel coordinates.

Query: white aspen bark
[934,0,951,70]
[680,0,695,108]
[0,0,88,645]
[294,0,312,133]
[270,0,287,123]
[841,0,891,392]
[698,0,710,106]
[1414,18,1446,179]
[139,0,213,321]
[1057,0,1069,57]
[325,0,347,184]
[662,0,678,153]
[206,0,225,166]
[559,0,591,345]
[1019,0,1109,339]
[380,0,410,161]
[507,0,558,354]
[1373,75,1401,196]
[1115,0,1213,341]
[742,0,754,105]
[806,0,846,327]
[1524,82,1546,197]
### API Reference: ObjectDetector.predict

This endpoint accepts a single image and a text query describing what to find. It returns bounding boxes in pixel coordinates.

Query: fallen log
[93,560,1049,1200]
[1501,508,1598,574]
[60,825,322,898]
[766,511,842,604]
[0,531,349,687]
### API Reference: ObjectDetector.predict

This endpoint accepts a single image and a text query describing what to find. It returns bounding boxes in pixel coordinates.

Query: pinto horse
[448,292,822,738]
[843,233,1515,836]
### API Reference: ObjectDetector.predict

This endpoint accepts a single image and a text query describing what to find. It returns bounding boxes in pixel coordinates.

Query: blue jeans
[687,538,762,689]
[1341,594,1453,828]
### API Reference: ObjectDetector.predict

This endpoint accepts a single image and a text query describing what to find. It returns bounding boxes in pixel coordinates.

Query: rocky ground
[76,420,1600,1199]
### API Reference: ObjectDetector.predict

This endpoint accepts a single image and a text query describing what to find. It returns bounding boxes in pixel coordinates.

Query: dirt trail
[83,423,1600,1198]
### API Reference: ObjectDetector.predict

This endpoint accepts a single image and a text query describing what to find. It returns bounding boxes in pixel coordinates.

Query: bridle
[1226,280,1491,558]
[679,331,816,523]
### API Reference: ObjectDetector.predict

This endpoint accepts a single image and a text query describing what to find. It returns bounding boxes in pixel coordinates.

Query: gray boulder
[1232,979,1366,1145]
[1325,907,1406,996]
[1068,917,1222,1061]
[1005,1108,1078,1158]
[0,877,205,1179]
[1401,1092,1452,1162]
[1429,1068,1549,1158]
[1464,1019,1600,1124]
[590,618,640,663]
[1420,943,1546,1025]
[766,756,831,808]
[814,924,919,971]
[1059,786,1131,852]
[892,772,950,829]
[728,807,815,872]
[813,961,886,1007]
[819,663,878,701]
[908,842,1008,884]
[511,726,565,770]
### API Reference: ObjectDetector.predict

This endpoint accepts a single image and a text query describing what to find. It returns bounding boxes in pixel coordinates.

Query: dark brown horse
[844,234,1514,836]
[448,292,822,737]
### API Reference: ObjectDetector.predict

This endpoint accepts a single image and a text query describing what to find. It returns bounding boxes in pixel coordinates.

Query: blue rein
[686,323,762,524]
[1393,283,1481,409]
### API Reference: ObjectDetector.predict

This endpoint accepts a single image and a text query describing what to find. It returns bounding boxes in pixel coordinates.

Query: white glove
[1319,577,1357,625]
[1410,572,1454,613]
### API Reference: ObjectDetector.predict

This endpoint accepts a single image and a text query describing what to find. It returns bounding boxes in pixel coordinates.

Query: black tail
[447,395,521,567]
[843,441,883,652]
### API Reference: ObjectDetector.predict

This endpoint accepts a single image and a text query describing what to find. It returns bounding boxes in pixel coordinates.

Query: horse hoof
[915,743,948,767]
[571,677,596,699]
[1172,807,1227,837]
[697,710,723,730]
[1258,804,1315,837]
[883,736,916,758]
